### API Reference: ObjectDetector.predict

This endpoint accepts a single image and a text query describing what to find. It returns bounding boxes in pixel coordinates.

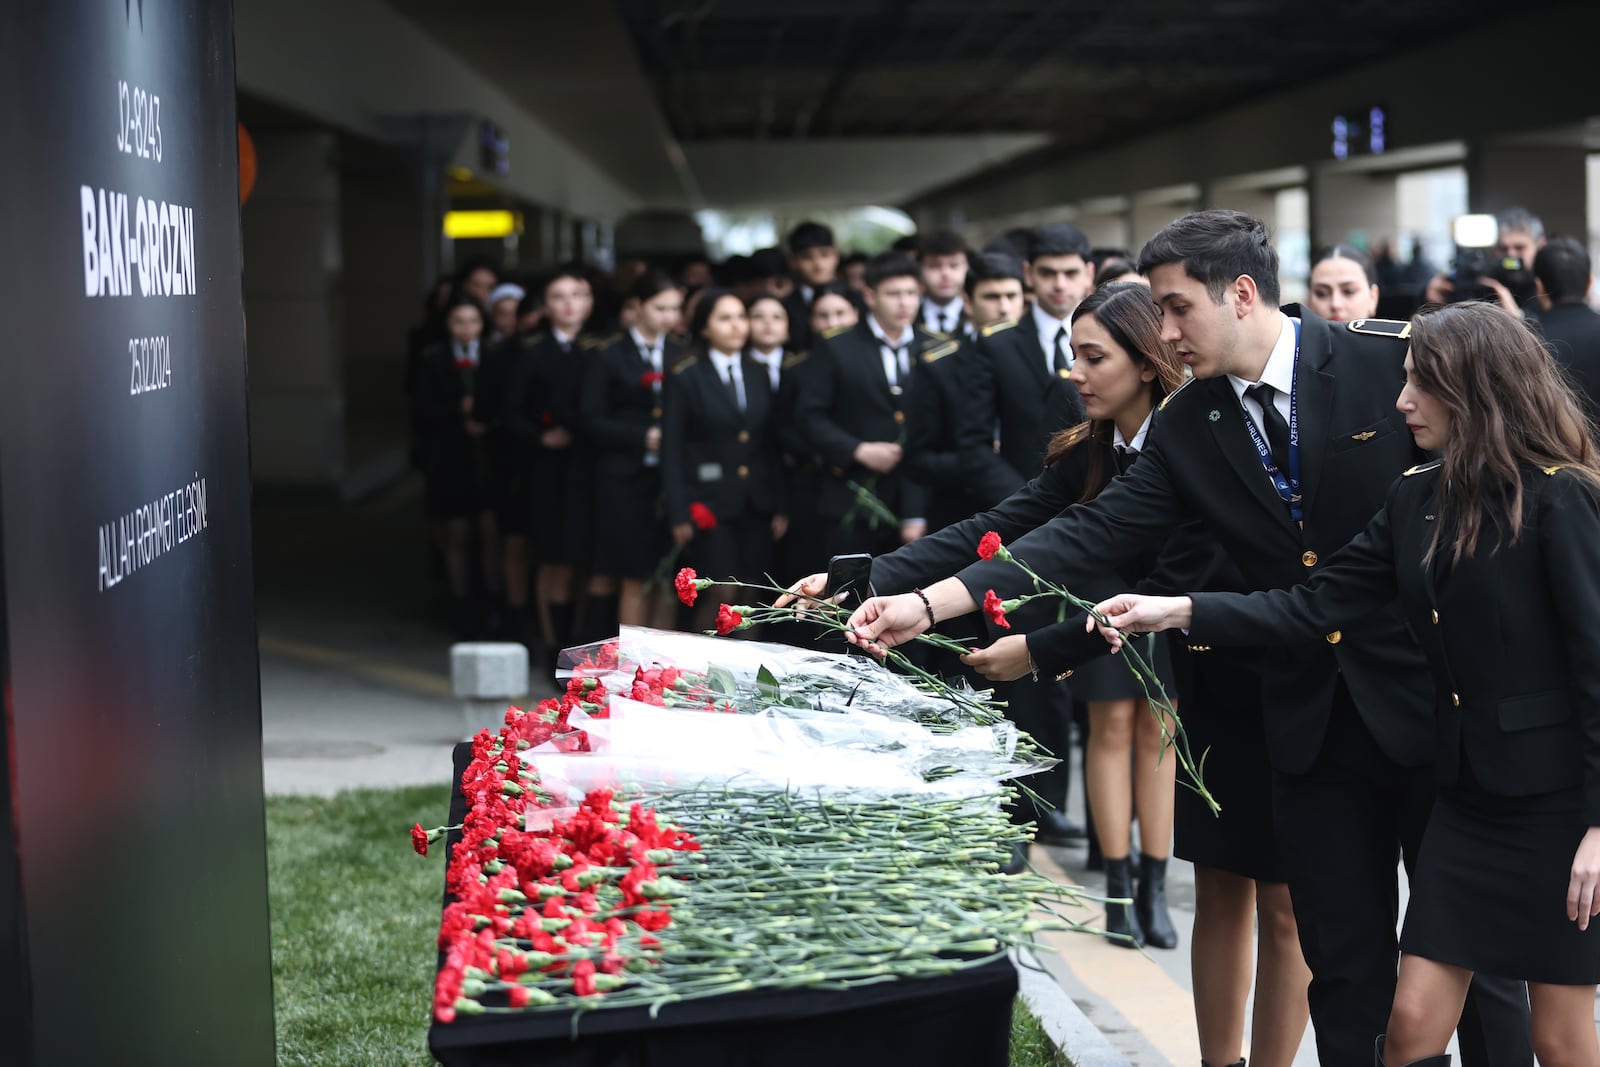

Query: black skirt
[528,450,594,567]
[591,464,668,581]
[1171,647,1285,883]
[1070,631,1177,703]
[1402,775,1600,985]
[687,512,775,588]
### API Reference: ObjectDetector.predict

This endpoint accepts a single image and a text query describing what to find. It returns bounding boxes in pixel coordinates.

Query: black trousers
[1272,681,1532,1067]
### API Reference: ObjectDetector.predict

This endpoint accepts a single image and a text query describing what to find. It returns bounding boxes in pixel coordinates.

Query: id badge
[697,462,724,483]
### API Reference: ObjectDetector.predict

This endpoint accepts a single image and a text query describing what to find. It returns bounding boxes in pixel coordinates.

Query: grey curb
[1013,949,1132,1067]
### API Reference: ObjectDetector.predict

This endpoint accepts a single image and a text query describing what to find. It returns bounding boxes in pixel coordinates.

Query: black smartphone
[822,553,875,605]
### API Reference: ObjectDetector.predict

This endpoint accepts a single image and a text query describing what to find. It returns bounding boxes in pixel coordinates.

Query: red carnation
[715,604,745,636]
[411,823,431,857]
[983,589,1011,630]
[640,370,664,389]
[675,567,701,606]
[689,501,717,531]
[976,531,1003,560]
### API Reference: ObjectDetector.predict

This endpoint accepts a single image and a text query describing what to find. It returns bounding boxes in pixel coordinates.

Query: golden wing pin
[1352,430,1377,442]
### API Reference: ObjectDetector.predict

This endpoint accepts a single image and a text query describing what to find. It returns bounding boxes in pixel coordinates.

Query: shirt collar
[708,349,741,373]
[1113,409,1154,452]
[1032,301,1069,342]
[750,348,783,365]
[925,295,963,318]
[552,327,575,347]
[628,327,658,354]
[1228,313,1299,404]
[867,316,913,350]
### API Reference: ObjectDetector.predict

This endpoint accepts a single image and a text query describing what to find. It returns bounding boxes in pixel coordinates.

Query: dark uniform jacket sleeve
[794,341,862,469]
[1539,471,1600,824]
[869,459,1078,593]
[956,333,1028,494]
[953,433,1185,607]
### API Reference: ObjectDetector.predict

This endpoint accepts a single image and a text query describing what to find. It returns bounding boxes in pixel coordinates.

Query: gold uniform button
[652,407,663,419]
[1325,630,1342,644]
[893,411,906,424]
[1302,550,1319,567]
[1451,692,1461,707]
[737,430,750,444]
[1431,609,1439,624]
[737,465,750,478]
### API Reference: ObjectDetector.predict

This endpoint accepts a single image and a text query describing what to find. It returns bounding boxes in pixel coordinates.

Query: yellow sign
[443,210,522,240]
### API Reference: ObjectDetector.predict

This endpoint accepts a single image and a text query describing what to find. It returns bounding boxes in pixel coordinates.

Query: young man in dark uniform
[960,224,1093,498]
[782,221,840,352]
[849,211,1533,1067]
[795,253,932,558]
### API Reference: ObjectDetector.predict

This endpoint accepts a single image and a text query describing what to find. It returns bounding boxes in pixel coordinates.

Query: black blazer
[473,337,530,474]
[411,342,479,478]
[959,319,1086,494]
[661,352,784,526]
[1190,464,1600,821]
[796,321,934,520]
[959,307,1433,774]
[904,339,1018,531]
[579,333,689,479]
[1535,302,1600,428]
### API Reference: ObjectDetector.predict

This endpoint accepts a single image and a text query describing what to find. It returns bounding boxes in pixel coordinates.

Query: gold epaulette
[1348,318,1412,340]
[1544,465,1568,475]
[586,333,619,350]
[981,319,1018,337]
[921,339,960,364]
[671,355,699,374]
[820,324,852,340]
[1158,376,1195,411]
[782,350,810,370]
[1403,460,1443,477]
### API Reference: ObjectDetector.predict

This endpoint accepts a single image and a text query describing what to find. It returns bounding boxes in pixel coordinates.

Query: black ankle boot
[1375,1035,1450,1067]
[1137,853,1179,949]
[1102,857,1144,948]
[1201,1060,1245,1067]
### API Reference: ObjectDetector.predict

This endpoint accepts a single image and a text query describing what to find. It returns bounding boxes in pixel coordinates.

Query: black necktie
[1053,327,1070,373]
[722,364,744,413]
[1114,445,1137,475]
[938,310,949,333]
[1246,383,1291,470]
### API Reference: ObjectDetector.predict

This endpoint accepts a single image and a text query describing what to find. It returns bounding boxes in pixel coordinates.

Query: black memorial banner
[0,3,275,1065]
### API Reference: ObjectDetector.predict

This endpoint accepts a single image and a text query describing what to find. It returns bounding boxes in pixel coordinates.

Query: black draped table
[427,742,1018,1067]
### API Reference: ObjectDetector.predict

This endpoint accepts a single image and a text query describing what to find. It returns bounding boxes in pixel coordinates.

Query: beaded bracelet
[911,588,936,629]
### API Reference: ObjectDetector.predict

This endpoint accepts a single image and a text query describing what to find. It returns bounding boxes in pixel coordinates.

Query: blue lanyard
[1239,320,1303,522]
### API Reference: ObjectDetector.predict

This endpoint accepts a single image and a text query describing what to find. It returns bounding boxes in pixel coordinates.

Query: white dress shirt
[1227,314,1299,439]
[1032,303,1072,374]
[866,317,914,388]
[750,348,783,392]
[923,296,965,336]
[1113,409,1154,453]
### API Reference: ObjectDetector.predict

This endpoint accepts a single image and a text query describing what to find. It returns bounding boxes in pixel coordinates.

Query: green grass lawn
[266,785,1067,1066]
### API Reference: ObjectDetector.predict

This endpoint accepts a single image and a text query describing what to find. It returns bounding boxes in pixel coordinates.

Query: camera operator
[1531,236,1600,426]
[1423,207,1546,316]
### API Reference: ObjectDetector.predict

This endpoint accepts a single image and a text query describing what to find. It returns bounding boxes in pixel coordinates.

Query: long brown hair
[1043,282,1187,501]
[1408,302,1600,563]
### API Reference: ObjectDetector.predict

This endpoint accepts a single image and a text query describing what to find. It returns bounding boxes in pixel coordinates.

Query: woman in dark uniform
[1094,302,1600,1067]
[412,294,498,635]
[662,289,786,630]
[504,266,595,659]
[961,283,1184,949]
[579,270,686,633]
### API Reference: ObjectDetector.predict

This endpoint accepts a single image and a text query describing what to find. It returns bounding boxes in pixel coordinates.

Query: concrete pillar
[242,131,345,494]
[1130,188,1200,250]
[339,150,428,496]
[1468,142,1589,240]
[1309,169,1398,254]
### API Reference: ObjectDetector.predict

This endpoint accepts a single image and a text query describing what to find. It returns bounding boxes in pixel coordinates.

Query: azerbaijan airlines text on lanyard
[1241,319,1303,522]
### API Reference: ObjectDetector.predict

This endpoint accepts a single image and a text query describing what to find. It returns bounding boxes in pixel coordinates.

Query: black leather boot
[1102,857,1144,948]
[1201,1060,1245,1067]
[1137,853,1179,949]
[1375,1035,1451,1067]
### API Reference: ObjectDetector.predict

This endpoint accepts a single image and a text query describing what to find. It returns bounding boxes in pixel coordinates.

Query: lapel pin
[1208,410,1221,422]
[1352,430,1377,442]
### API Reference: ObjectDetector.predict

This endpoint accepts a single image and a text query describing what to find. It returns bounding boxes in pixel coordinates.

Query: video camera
[1447,214,1534,305]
